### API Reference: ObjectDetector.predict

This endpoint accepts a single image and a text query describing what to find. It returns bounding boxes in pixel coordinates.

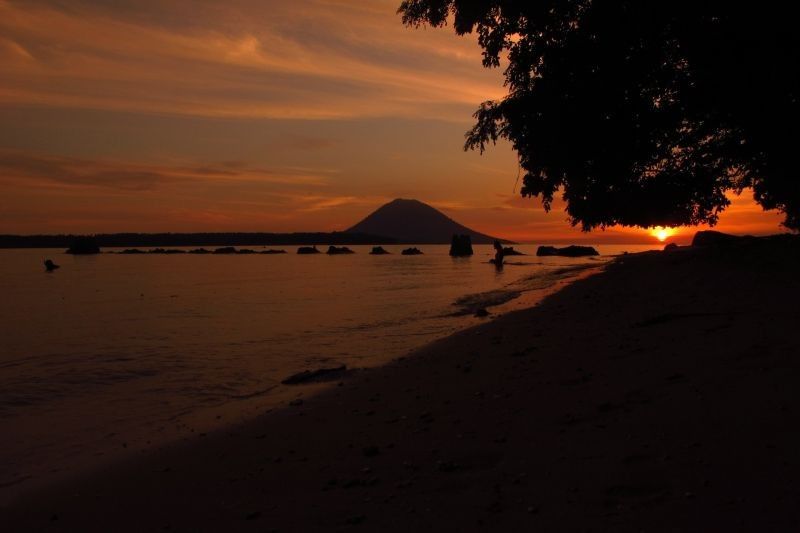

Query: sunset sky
[0,0,787,243]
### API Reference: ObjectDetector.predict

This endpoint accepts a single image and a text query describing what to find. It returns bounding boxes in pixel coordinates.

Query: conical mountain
[346,198,505,244]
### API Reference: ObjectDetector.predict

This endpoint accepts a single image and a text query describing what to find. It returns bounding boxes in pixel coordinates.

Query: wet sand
[3,237,800,531]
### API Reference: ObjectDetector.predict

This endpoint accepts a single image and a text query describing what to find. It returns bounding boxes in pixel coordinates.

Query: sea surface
[0,243,657,499]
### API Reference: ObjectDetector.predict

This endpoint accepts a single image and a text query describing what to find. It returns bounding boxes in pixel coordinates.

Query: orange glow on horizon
[650,227,677,242]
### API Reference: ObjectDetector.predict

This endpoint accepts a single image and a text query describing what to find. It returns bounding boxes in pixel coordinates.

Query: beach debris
[297,246,321,254]
[536,245,599,257]
[370,246,390,255]
[66,236,101,254]
[449,234,474,256]
[474,308,490,317]
[326,245,355,254]
[281,365,348,385]
[401,247,423,255]
[44,259,60,272]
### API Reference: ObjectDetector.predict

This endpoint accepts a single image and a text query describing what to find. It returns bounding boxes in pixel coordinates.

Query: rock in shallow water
[401,247,423,255]
[536,245,599,257]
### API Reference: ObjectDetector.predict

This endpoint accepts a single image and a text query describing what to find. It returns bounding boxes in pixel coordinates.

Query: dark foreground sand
[4,237,800,532]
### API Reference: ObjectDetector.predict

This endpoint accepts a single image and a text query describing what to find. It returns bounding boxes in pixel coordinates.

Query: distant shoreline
[0,234,669,249]
[0,232,399,249]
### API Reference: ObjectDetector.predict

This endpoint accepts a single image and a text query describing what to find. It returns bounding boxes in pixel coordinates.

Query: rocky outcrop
[370,246,390,255]
[401,247,424,255]
[691,230,754,247]
[117,247,287,255]
[327,246,355,255]
[536,245,599,257]
[44,259,60,271]
[66,237,100,255]
[151,248,186,254]
[449,234,473,257]
[297,246,321,254]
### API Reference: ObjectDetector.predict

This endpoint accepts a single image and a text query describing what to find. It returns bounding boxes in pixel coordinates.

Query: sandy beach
[4,236,800,532]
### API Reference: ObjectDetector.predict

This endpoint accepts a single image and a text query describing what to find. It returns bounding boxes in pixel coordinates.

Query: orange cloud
[0,0,503,121]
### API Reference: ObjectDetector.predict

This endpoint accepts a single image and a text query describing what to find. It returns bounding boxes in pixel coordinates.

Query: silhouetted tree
[399,1,799,230]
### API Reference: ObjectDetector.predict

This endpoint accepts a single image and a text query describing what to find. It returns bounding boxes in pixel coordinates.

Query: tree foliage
[398,1,800,230]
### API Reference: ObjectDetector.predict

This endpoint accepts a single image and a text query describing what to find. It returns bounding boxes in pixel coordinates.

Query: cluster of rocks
[65,235,608,260]
[297,246,321,254]
[401,247,424,255]
[326,246,355,255]
[116,247,287,255]
[536,245,599,257]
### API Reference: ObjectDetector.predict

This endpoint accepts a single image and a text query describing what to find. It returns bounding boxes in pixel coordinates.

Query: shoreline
[4,240,800,530]
[0,257,603,507]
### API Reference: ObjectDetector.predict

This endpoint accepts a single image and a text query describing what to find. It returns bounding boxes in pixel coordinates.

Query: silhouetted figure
[44,259,60,272]
[492,240,504,268]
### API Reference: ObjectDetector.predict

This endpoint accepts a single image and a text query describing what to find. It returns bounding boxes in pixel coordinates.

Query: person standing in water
[493,240,504,268]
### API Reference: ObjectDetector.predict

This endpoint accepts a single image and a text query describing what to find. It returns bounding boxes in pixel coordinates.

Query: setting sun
[651,227,676,242]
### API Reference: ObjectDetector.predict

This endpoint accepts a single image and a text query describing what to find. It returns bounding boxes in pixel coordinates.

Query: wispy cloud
[0,0,504,120]
[0,151,333,191]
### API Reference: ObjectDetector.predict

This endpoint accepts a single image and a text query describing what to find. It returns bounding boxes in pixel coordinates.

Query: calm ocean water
[0,243,656,498]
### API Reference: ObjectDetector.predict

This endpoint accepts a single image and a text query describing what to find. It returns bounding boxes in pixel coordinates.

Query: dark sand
[4,238,800,531]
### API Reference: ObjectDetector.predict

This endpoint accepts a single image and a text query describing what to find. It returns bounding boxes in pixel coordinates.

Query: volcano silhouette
[346,199,506,244]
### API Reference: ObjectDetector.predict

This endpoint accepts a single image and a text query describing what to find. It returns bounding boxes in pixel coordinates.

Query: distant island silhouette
[0,232,393,249]
[347,198,507,245]
[1,199,509,248]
